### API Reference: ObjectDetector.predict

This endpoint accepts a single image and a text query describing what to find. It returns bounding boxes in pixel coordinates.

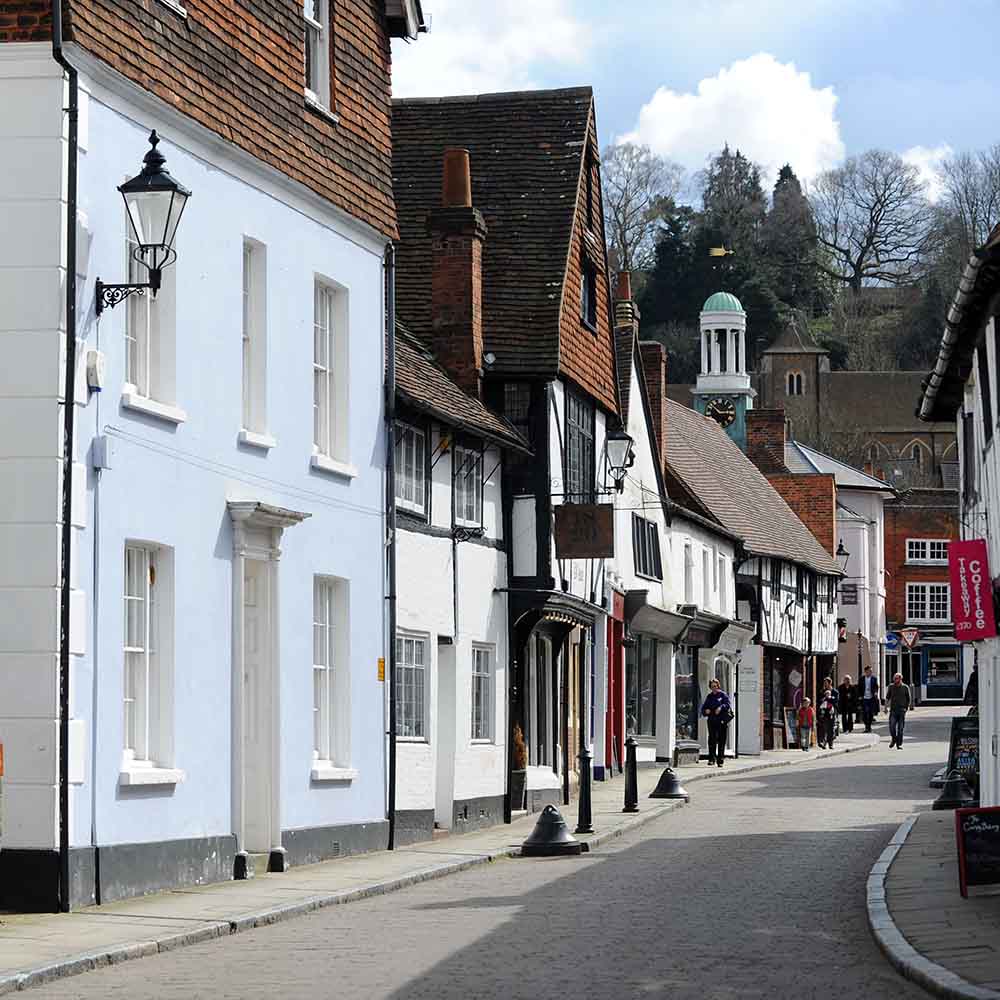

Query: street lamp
[836,540,850,574]
[605,430,635,493]
[96,131,191,315]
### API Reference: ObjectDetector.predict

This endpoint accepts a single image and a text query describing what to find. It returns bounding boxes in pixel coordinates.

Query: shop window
[674,646,698,741]
[625,635,656,737]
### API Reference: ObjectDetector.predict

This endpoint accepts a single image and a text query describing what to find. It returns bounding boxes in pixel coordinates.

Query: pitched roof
[394,326,530,452]
[787,441,894,493]
[664,400,842,575]
[762,317,827,354]
[391,87,594,378]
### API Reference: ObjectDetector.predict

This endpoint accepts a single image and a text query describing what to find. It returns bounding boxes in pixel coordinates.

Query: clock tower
[693,291,757,451]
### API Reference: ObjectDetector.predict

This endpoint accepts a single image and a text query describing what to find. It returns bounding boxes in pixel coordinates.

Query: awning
[625,590,693,643]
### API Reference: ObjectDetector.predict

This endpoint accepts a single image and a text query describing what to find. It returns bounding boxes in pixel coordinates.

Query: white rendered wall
[61,77,389,849]
[395,426,508,827]
[0,45,88,850]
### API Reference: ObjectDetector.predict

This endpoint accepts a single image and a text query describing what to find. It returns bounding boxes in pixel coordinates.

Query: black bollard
[520,805,583,857]
[933,770,975,811]
[623,736,639,813]
[649,765,690,801]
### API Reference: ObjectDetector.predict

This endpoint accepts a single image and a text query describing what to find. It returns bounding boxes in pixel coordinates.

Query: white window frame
[239,239,272,448]
[702,548,711,608]
[304,0,330,108]
[683,542,694,604]
[312,276,350,469]
[906,538,949,565]
[906,582,951,623]
[311,576,353,779]
[395,631,428,741]
[395,422,427,517]
[122,208,181,422]
[454,445,483,527]
[471,644,494,742]
[120,542,181,786]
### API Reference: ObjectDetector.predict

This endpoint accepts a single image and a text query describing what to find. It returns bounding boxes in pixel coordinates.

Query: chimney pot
[442,148,472,208]
[616,271,632,302]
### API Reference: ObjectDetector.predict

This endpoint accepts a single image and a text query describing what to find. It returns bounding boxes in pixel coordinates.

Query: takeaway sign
[949,539,997,641]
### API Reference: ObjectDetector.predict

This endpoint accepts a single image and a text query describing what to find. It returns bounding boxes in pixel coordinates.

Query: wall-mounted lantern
[96,130,191,315]
[836,539,850,574]
[605,430,635,494]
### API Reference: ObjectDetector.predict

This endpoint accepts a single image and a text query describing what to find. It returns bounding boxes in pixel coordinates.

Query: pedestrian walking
[964,663,979,710]
[887,672,911,748]
[859,665,880,733]
[838,675,857,734]
[701,678,733,767]
[797,698,814,751]
[817,677,838,749]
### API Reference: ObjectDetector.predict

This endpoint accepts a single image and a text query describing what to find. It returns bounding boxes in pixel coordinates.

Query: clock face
[705,396,737,428]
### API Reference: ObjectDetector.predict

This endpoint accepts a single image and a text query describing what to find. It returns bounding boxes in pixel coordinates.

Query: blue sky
[392,0,999,192]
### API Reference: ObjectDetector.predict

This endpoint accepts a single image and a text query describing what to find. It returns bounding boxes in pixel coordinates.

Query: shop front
[762,646,807,750]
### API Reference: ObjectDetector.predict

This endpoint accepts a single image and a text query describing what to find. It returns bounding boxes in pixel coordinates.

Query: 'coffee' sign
[949,539,997,641]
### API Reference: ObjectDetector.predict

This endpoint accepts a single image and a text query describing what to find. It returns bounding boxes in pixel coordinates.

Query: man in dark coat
[859,665,880,733]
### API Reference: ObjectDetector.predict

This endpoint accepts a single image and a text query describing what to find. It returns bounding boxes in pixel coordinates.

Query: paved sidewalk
[871,810,1000,1000]
[0,733,875,994]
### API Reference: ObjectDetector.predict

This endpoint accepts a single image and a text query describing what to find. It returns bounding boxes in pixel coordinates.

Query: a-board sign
[783,707,799,748]
[955,806,1000,897]
[948,716,980,785]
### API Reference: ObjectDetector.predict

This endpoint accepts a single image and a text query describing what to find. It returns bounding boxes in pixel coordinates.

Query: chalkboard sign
[947,716,980,785]
[955,806,1000,897]
[783,707,800,749]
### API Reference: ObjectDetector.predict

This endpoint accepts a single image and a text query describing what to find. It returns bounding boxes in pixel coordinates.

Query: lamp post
[605,430,635,493]
[575,626,594,835]
[835,540,850,688]
[96,131,191,314]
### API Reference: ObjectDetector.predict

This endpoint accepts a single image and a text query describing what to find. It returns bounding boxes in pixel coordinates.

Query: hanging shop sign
[949,539,998,641]
[839,583,858,605]
[554,503,614,559]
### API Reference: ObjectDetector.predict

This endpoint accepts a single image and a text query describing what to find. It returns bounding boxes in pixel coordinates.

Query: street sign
[885,632,900,652]
[553,503,614,559]
[900,627,920,649]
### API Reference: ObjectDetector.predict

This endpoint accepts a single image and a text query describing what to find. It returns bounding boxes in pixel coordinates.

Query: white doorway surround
[228,501,310,877]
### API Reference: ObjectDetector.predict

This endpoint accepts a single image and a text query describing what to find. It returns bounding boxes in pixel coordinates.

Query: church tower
[692,291,757,450]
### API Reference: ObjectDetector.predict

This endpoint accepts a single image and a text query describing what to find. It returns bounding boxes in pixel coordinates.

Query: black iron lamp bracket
[96,269,161,316]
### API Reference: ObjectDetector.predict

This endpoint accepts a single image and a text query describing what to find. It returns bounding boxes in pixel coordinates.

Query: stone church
[667,292,958,490]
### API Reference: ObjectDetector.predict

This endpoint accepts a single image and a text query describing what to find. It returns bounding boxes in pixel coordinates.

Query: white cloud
[901,144,953,202]
[620,53,845,187]
[391,0,590,98]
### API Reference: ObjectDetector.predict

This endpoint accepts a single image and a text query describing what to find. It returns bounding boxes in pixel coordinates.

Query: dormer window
[304,0,331,109]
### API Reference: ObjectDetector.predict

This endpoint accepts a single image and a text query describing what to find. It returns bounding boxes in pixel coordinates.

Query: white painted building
[0,0,421,908]
[391,330,528,841]
[918,226,1000,806]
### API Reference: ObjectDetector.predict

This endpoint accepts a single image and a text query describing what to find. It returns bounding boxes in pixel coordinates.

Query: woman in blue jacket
[701,678,733,767]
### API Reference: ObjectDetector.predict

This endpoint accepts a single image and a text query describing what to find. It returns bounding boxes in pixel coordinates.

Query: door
[736,645,762,754]
[435,643,456,828]
[243,559,272,853]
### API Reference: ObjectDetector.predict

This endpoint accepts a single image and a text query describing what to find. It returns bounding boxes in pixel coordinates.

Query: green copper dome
[702,291,744,313]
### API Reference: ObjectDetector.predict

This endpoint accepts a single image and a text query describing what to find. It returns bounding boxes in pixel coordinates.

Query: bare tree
[941,146,1000,254]
[810,150,935,292]
[601,142,684,276]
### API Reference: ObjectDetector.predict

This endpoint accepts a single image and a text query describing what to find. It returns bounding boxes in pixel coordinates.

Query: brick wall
[747,408,789,473]
[766,473,838,556]
[0,0,50,39]
[558,111,617,413]
[885,491,961,626]
[639,340,667,475]
[0,0,400,237]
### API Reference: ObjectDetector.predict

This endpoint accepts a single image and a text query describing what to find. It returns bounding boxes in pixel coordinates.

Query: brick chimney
[428,148,488,397]
[746,408,790,474]
[639,341,668,475]
[615,270,639,332]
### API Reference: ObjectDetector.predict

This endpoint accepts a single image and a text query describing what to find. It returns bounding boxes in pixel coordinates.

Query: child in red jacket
[797,698,814,751]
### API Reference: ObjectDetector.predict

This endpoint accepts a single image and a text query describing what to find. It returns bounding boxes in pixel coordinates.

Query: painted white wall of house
[395,427,508,825]
[0,44,85,850]
[8,76,393,851]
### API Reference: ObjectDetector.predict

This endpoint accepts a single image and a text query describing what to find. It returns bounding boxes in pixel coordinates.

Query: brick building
[884,489,967,702]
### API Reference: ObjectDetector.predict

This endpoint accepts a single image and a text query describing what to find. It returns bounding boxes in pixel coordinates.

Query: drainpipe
[53,0,79,914]
[384,244,398,850]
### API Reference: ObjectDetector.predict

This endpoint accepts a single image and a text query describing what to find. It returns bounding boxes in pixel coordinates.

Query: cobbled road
[31,709,959,999]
